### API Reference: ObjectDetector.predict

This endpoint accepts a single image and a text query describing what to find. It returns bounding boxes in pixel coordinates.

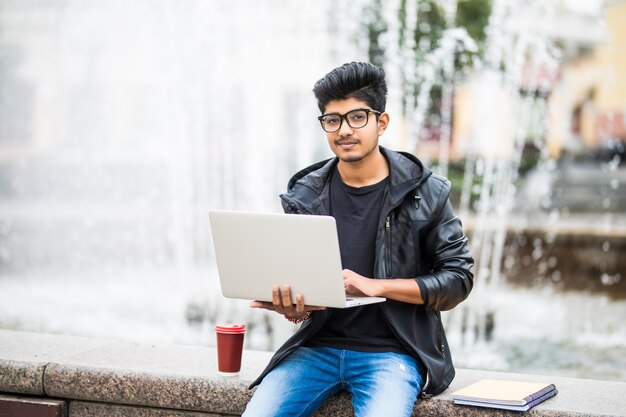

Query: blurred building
[547,0,626,157]
[440,0,624,162]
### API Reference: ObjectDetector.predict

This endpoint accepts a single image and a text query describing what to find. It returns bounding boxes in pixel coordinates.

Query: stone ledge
[70,401,223,417]
[0,330,114,396]
[1,329,625,416]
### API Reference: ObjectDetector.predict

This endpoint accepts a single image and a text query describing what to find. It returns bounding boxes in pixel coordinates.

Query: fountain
[0,0,624,382]
[0,0,335,348]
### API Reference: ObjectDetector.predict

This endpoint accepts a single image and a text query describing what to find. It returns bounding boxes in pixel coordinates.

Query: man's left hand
[342,269,382,297]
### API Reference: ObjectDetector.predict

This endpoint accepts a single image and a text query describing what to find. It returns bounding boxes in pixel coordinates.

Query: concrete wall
[1,329,625,416]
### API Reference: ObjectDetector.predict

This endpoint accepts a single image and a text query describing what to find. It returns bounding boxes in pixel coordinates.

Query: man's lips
[336,140,359,147]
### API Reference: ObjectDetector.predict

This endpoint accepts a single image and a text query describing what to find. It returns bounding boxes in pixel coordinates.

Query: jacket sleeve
[415,182,474,312]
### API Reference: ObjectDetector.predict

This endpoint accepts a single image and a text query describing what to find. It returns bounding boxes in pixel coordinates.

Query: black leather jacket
[249,147,474,396]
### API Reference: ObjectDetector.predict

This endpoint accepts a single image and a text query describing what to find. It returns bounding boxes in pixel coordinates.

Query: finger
[272,286,281,307]
[343,274,352,287]
[295,293,305,313]
[250,300,273,310]
[282,285,293,308]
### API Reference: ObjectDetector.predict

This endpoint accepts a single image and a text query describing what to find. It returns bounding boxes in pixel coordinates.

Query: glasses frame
[317,108,381,133]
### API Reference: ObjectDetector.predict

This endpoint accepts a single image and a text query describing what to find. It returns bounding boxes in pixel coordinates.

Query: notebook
[209,210,386,309]
[451,379,558,412]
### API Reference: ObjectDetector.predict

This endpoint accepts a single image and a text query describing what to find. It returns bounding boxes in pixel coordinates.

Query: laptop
[209,210,386,309]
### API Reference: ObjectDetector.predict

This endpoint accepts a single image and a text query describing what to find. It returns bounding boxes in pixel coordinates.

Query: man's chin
[339,154,365,163]
[334,148,364,163]
[333,142,380,164]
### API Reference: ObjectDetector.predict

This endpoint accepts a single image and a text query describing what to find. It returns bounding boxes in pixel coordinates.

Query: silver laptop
[209,210,386,309]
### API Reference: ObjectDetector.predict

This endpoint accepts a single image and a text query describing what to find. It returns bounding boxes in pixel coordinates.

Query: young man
[243,62,474,417]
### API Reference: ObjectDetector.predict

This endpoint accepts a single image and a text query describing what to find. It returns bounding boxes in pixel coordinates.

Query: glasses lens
[346,110,369,128]
[321,115,341,132]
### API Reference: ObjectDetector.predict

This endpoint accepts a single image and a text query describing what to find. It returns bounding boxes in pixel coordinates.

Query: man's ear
[377,112,390,135]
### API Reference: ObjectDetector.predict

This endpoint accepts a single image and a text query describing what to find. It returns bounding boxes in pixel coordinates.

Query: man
[243,62,474,417]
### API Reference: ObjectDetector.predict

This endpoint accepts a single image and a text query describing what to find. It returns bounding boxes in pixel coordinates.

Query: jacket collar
[284,147,432,209]
[382,147,432,206]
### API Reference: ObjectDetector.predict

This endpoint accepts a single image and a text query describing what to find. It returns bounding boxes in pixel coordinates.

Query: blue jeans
[242,347,424,417]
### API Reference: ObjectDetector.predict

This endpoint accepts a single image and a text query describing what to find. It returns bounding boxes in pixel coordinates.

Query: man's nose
[338,118,353,135]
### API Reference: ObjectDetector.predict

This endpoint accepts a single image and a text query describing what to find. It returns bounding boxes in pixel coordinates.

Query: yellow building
[422,0,625,162]
[547,0,626,157]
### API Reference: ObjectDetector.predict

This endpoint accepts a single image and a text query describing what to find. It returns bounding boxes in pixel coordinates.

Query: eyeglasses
[317,108,381,133]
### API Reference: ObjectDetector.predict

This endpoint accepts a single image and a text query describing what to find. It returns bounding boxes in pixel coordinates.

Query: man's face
[322,98,389,164]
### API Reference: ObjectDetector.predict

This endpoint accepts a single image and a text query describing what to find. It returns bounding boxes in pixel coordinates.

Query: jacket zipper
[421,372,433,399]
[432,312,445,358]
[385,215,392,278]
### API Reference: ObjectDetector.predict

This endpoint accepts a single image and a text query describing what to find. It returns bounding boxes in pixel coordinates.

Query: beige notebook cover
[452,379,556,406]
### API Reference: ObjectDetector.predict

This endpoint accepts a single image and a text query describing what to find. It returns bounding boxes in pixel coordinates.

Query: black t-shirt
[307,167,407,354]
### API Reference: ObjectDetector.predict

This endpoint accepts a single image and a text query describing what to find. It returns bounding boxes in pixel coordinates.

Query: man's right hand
[250,285,325,318]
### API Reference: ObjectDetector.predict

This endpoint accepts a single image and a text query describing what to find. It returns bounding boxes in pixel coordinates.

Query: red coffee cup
[215,323,246,376]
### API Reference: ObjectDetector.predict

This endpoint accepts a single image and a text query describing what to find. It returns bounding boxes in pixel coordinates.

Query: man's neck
[337,149,389,187]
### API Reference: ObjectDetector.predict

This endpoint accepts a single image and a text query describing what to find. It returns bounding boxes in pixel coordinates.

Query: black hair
[312,62,387,113]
